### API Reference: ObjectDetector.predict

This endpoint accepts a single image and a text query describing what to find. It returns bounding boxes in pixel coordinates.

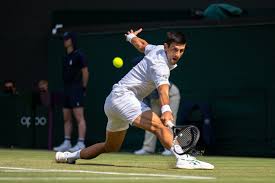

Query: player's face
[164,42,186,65]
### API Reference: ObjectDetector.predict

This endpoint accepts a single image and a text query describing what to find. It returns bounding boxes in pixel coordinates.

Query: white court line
[0,177,209,181]
[0,166,215,180]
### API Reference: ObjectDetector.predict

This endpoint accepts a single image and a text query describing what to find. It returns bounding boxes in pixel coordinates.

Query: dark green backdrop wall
[48,23,275,156]
[1,0,275,89]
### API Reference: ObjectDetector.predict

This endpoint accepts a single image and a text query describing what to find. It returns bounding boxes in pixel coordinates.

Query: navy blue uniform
[63,49,88,108]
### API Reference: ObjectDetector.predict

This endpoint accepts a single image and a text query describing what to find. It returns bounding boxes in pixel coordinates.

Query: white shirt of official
[112,44,177,101]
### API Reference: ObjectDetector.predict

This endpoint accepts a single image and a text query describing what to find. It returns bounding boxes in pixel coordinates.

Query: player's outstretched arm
[125,28,148,53]
[157,84,174,126]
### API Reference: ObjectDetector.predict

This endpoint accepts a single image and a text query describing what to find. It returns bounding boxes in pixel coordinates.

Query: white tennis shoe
[55,152,76,164]
[176,155,214,169]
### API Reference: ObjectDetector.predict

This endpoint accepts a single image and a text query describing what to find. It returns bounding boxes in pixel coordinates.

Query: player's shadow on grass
[77,162,168,170]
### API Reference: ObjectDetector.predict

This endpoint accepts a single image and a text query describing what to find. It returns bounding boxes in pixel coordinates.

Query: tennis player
[56,28,214,169]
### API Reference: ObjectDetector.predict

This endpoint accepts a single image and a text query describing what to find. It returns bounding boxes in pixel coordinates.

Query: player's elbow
[157,84,169,96]
[136,43,146,53]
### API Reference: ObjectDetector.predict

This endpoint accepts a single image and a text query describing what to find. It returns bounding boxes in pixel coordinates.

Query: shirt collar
[168,61,177,70]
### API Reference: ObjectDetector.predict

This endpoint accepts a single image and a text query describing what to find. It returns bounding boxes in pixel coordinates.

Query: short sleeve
[150,63,170,88]
[144,44,157,55]
[78,52,88,68]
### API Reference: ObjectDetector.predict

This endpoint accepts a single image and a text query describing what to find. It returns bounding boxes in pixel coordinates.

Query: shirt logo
[69,60,72,65]
[161,75,169,79]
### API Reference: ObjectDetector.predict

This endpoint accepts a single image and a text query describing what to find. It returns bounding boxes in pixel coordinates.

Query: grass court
[0,149,274,182]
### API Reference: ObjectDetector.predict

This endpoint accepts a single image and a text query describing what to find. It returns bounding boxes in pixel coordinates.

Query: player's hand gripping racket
[167,121,200,155]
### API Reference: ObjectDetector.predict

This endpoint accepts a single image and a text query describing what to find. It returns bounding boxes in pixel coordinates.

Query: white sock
[170,146,181,159]
[170,145,196,160]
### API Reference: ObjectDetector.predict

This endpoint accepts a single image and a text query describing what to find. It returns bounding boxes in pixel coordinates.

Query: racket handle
[166,120,174,128]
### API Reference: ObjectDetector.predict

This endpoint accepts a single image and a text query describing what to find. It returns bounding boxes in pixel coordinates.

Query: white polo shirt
[112,44,177,101]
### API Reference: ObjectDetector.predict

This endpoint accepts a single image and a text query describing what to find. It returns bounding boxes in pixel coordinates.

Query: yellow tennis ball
[113,57,123,68]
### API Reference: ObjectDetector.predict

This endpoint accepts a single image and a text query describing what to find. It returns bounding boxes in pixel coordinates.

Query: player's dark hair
[165,32,186,46]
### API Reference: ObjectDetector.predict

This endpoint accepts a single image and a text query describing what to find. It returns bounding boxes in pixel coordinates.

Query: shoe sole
[67,160,76,164]
[176,162,215,170]
[176,165,214,169]
[176,159,215,170]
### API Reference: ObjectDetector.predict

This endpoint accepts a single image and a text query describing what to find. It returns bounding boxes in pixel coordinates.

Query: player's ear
[164,43,169,51]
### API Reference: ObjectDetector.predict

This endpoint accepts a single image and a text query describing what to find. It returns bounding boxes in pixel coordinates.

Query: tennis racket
[167,121,200,155]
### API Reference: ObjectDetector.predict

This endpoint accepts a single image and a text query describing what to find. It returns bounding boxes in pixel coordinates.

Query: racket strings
[175,127,200,151]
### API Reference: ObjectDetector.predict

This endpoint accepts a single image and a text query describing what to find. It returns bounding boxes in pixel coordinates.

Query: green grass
[0,149,275,182]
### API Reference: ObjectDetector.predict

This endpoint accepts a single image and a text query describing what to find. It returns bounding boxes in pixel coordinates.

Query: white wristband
[126,33,136,43]
[161,105,172,114]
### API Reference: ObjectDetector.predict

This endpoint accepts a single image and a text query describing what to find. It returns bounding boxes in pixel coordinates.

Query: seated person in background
[38,80,50,107]
[181,101,215,154]
[2,80,18,95]
[38,80,48,93]
[32,80,51,107]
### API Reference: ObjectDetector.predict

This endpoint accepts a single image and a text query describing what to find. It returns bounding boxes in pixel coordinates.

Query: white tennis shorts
[104,91,151,132]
